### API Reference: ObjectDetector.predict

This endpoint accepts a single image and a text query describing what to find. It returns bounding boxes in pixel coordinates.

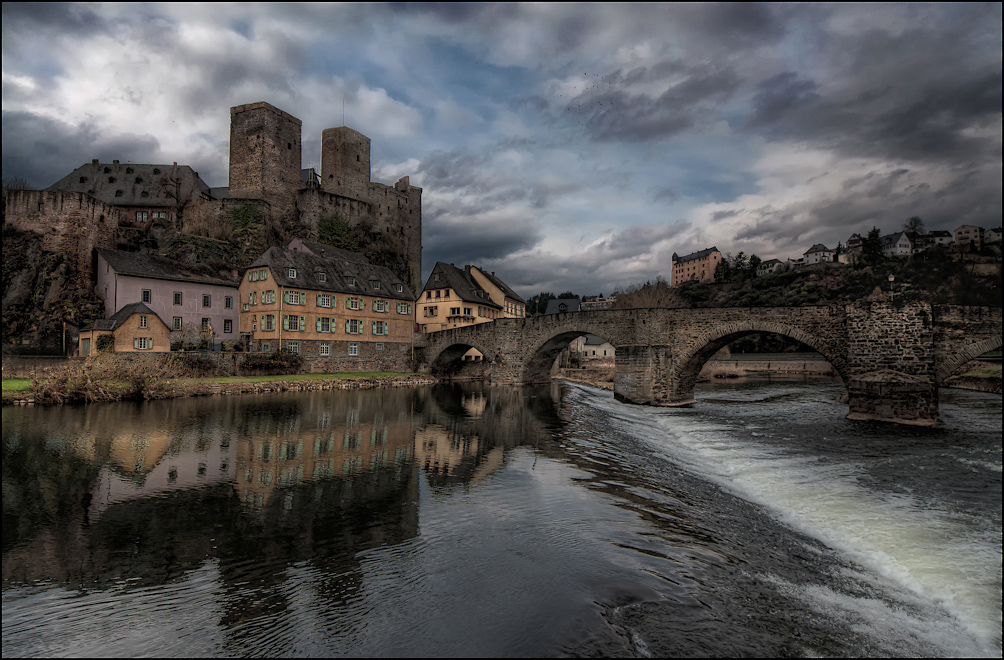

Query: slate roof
[249,246,415,300]
[80,302,158,332]
[804,243,834,254]
[97,249,238,287]
[47,162,210,207]
[289,238,371,265]
[544,298,581,315]
[422,263,501,308]
[583,334,609,346]
[672,246,720,263]
[880,232,911,246]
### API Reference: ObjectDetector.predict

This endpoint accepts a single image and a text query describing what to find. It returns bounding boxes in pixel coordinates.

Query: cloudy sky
[3,3,1001,298]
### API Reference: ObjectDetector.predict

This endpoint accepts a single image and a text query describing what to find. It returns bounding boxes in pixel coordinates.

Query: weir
[417,302,1002,426]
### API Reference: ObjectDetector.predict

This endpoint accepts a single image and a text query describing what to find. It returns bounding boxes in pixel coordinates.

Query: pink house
[96,249,240,348]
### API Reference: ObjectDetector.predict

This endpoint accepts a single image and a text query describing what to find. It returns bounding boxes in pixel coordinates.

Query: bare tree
[904,216,926,235]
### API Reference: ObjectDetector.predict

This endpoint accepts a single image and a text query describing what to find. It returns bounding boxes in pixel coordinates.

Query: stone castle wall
[228,102,302,216]
[3,190,120,283]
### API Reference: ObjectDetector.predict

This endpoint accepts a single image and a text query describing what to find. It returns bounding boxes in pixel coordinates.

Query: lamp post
[888,274,895,301]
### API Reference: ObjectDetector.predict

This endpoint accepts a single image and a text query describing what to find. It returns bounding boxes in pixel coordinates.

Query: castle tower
[228,102,302,212]
[321,127,370,202]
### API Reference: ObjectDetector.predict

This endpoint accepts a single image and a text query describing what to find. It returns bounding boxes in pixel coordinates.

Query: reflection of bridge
[417,302,1002,426]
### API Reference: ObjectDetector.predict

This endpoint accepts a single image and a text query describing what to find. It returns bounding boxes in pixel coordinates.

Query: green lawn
[963,365,1003,379]
[2,379,32,392]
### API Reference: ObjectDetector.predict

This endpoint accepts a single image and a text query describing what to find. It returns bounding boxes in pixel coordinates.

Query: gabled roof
[97,249,238,287]
[804,243,834,254]
[544,298,581,315]
[880,232,911,246]
[759,258,782,266]
[47,162,210,207]
[288,238,371,265]
[470,266,525,303]
[249,246,415,300]
[673,246,720,263]
[422,262,501,308]
[81,302,159,332]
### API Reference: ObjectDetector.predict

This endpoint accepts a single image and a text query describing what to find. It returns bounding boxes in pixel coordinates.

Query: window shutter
[316,293,322,307]
[372,300,377,311]
[316,317,322,332]
[133,337,139,349]
[299,316,305,331]
[345,319,351,333]
[149,339,153,350]
[283,314,289,331]
[330,317,337,333]
[283,290,290,304]
[372,321,377,335]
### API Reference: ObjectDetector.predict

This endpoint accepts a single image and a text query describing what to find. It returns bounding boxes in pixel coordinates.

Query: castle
[3,101,423,291]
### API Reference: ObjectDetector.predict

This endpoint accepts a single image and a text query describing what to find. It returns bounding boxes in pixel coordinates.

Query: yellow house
[466,265,526,320]
[78,302,171,356]
[418,262,526,333]
[238,240,416,371]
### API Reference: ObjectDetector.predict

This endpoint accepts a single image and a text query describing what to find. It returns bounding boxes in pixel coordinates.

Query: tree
[317,213,361,251]
[862,226,884,267]
[557,291,578,299]
[714,258,733,283]
[171,322,200,350]
[525,292,555,315]
[904,216,926,235]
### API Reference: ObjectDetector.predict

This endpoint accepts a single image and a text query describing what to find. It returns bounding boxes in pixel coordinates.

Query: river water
[2,377,1000,657]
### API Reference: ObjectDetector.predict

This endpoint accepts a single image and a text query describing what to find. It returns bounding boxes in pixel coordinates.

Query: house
[544,298,581,315]
[846,233,864,249]
[580,294,616,310]
[466,266,526,319]
[955,225,984,249]
[571,334,615,364]
[239,241,415,370]
[78,302,171,356]
[803,244,836,264]
[755,259,783,277]
[880,232,914,258]
[417,262,506,333]
[984,227,1002,245]
[914,230,954,250]
[96,249,240,349]
[671,247,722,286]
[837,246,862,265]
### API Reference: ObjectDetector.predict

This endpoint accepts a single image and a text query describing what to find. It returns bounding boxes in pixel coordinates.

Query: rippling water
[2,379,1001,657]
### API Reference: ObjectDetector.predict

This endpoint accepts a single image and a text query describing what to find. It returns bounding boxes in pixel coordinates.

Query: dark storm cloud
[1,2,109,37]
[422,213,541,267]
[1,111,161,188]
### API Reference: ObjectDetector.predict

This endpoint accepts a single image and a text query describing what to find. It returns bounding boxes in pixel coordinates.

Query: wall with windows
[78,312,170,355]
[96,252,240,346]
[238,266,415,372]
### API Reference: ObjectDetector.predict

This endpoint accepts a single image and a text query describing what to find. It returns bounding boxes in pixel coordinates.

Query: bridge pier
[613,345,691,406]
[845,372,940,427]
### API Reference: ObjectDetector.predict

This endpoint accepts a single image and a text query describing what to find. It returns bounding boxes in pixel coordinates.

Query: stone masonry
[417,302,1002,426]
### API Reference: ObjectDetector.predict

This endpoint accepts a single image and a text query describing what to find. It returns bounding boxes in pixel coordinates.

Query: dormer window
[347,277,356,286]
[79,176,87,183]
[318,273,327,283]
[395,283,403,293]
[371,280,380,290]
[288,268,297,278]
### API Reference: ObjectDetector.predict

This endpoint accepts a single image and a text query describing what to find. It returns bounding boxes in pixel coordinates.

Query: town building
[845,233,864,249]
[671,247,722,286]
[954,225,984,250]
[755,258,783,277]
[96,249,240,349]
[78,302,171,356]
[985,227,1002,245]
[580,294,616,310]
[417,262,506,333]
[238,241,415,371]
[803,243,836,264]
[571,334,615,365]
[880,232,915,258]
[544,298,581,315]
[466,266,526,319]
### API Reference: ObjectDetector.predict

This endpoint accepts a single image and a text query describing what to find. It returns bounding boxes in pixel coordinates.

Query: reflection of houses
[78,302,171,355]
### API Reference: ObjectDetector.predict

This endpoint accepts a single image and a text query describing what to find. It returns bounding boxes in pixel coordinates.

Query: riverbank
[3,373,438,406]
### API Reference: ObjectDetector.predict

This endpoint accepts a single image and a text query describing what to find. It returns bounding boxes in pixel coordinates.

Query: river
[2,377,1000,657]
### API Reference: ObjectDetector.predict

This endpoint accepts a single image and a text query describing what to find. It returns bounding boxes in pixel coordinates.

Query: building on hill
[803,243,836,264]
[238,242,415,371]
[417,262,505,333]
[671,247,722,286]
[5,100,423,293]
[880,232,914,258]
[580,294,616,310]
[755,258,783,276]
[78,302,170,356]
[985,227,1002,245]
[955,225,984,250]
[96,249,240,349]
[466,266,526,319]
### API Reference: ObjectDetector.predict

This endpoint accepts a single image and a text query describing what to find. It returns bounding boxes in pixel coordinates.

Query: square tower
[321,127,371,202]
[229,102,302,210]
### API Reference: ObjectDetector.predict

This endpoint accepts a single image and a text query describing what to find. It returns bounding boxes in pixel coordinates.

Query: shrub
[95,335,115,352]
[239,351,304,376]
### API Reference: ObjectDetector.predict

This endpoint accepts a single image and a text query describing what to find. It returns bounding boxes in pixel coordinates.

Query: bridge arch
[671,320,849,402]
[935,334,1003,386]
[427,339,496,378]
[521,327,621,383]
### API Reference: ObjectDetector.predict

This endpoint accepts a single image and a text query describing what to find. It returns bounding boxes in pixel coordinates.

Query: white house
[880,232,914,258]
[755,259,783,277]
[803,244,836,265]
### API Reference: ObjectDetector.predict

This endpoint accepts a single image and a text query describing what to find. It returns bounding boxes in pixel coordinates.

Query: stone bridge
[415,303,1002,426]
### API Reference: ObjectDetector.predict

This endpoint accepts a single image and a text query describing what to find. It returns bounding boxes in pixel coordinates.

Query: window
[202,318,210,331]
[372,320,388,336]
[319,342,330,356]
[173,291,183,305]
[139,315,148,329]
[136,211,148,222]
[371,280,380,290]
[285,290,304,305]
[464,307,472,316]
[288,268,297,278]
[348,342,359,356]
[397,302,412,314]
[248,291,257,305]
[263,290,275,304]
[173,317,182,330]
[317,293,333,308]
[375,342,384,351]
[203,294,211,307]
[347,276,356,286]
[286,341,300,354]
[451,307,460,316]
[426,306,437,317]
[436,290,441,298]
[317,317,332,333]
[395,283,403,293]
[224,319,233,334]
[263,314,276,331]
[262,342,271,353]
[142,289,151,303]
[153,211,167,220]
[346,297,362,311]
[373,300,388,313]
[225,296,232,309]
[134,337,152,350]
[283,315,305,331]
[318,273,327,283]
[345,319,362,334]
